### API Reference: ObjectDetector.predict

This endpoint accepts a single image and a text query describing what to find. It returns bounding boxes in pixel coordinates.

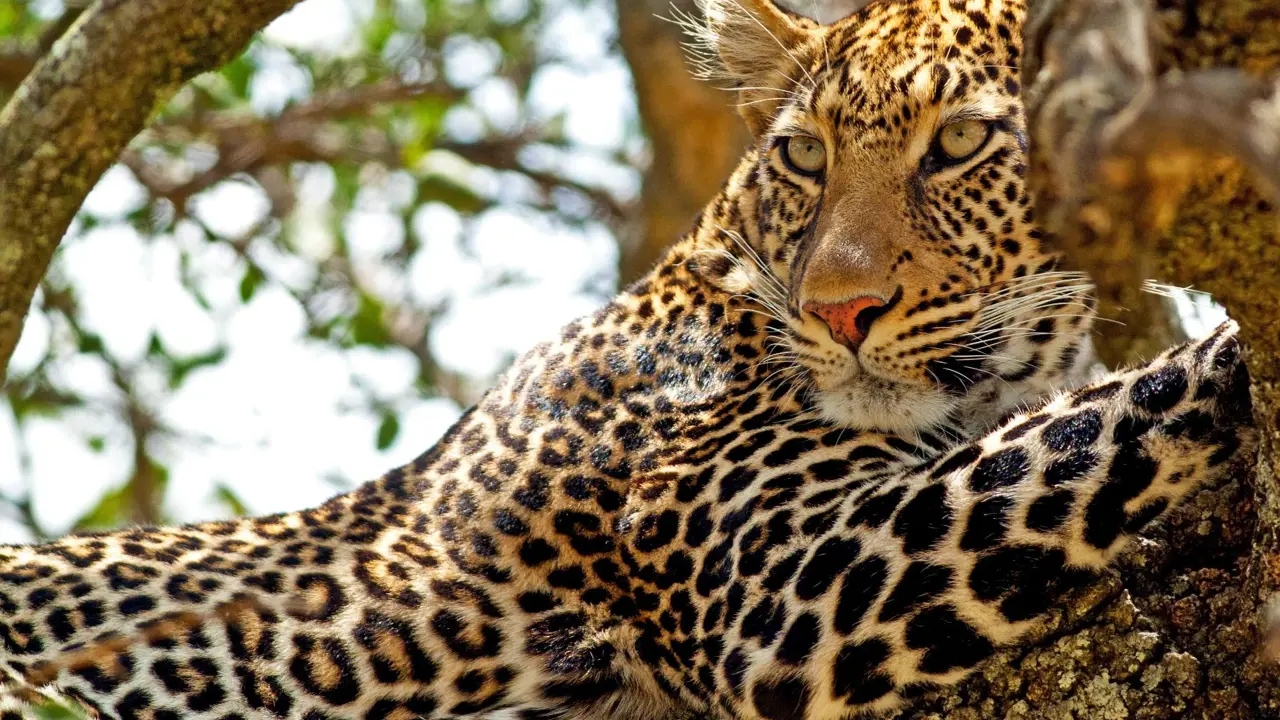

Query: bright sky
[0,0,636,542]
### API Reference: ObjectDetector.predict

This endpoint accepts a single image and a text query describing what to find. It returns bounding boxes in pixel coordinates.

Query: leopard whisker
[976,277,1095,305]
[718,226,789,300]
[965,270,1093,298]
[975,290,1096,328]
[975,280,1094,309]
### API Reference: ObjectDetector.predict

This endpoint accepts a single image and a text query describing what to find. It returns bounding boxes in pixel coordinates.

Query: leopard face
[689,0,1096,435]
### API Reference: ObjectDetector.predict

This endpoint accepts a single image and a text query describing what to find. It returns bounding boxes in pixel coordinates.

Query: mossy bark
[0,0,302,383]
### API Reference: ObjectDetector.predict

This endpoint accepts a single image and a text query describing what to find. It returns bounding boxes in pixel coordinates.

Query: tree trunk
[0,0,302,384]
[615,0,753,285]
[897,0,1280,717]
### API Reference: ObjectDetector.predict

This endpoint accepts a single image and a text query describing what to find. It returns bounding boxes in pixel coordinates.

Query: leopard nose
[804,293,895,351]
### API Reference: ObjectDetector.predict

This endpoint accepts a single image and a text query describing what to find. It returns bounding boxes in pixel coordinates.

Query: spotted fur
[0,1,1256,718]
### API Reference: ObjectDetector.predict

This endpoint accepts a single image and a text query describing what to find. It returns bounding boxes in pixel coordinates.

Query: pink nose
[804,295,889,350]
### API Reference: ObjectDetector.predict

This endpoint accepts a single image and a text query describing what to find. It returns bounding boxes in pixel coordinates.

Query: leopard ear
[682,0,814,136]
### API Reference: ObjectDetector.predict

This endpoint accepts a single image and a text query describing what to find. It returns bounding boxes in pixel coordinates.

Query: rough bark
[0,0,302,384]
[894,0,1280,717]
[615,0,753,285]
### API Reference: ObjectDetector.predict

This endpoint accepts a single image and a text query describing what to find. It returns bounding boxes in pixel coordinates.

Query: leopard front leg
[716,322,1254,720]
[946,320,1253,574]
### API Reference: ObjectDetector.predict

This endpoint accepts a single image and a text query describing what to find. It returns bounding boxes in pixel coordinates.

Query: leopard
[0,0,1257,718]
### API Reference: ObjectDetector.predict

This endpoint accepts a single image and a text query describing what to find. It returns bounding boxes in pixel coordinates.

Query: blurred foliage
[0,0,644,541]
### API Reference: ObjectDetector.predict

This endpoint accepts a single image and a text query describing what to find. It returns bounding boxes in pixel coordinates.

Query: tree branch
[0,0,304,384]
[120,81,629,225]
[120,80,461,213]
[0,2,90,94]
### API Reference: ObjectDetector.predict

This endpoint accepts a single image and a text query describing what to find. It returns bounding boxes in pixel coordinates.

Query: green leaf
[331,163,363,209]
[72,486,127,531]
[0,4,17,38]
[363,9,399,51]
[77,332,104,354]
[375,412,400,451]
[219,54,257,100]
[191,289,214,311]
[239,265,266,303]
[73,464,170,531]
[401,98,452,168]
[213,484,250,517]
[417,174,486,214]
[7,382,82,420]
[351,292,391,347]
[170,347,228,389]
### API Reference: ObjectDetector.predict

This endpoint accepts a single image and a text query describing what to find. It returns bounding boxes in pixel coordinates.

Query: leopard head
[687,0,1097,434]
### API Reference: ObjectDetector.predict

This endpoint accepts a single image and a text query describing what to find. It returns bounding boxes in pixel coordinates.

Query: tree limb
[122,81,629,226]
[0,0,304,384]
[0,2,90,94]
[120,80,462,212]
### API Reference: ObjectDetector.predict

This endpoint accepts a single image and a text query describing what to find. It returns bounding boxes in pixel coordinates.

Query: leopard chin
[815,333,1104,436]
[813,374,957,435]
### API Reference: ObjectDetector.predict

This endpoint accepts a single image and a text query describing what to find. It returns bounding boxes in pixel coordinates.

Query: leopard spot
[1041,409,1103,452]
[892,484,953,553]
[752,675,812,720]
[1131,365,1188,415]
[959,494,1012,551]
[832,637,894,704]
[835,555,889,635]
[1026,489,1075,533]
[1044,449,1098,487]
[795,536,861,600]
[289,634,360,706]
[905,605,993,674]
[776,612,821,665]
[968,447,1030,493]
[352,609,438,685]
[878,562,953,621]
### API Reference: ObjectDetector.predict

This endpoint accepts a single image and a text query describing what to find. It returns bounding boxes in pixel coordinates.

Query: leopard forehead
[765,0,1034,290]
[776,3,1023,149]
[764,0,1030,265]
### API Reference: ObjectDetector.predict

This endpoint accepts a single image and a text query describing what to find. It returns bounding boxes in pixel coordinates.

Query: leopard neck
[676,152,774,289]
[400,151,813,490]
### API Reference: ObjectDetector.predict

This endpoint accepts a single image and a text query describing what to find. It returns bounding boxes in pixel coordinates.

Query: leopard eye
[936,119,991,161]
[783,135,827,175]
